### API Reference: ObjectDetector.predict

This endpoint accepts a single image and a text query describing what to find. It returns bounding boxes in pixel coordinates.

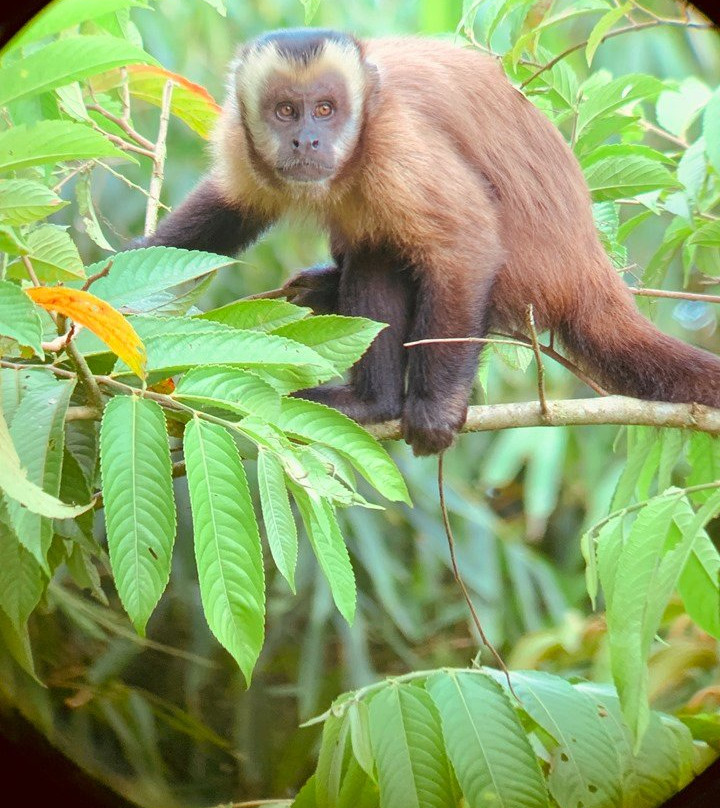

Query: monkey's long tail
[556,275,720,408]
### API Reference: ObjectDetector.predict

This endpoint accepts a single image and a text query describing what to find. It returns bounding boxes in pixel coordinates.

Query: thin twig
[65,341,104,412]
[52,160,94,193]
[86,102,155,151]
[631,287,720,305]
[520,18,714,89]
[588,479,720,536]
[21,256,41,287]
[66,406,101,422]
[404,333,608,396]
[525,304,548,417]
[639,119,688,149]
[438,453,517,697]
[144,80,174,237]
[405,336,532,349]
[81,259,113,291]
[95,160,171,210]
[88,118,155,158]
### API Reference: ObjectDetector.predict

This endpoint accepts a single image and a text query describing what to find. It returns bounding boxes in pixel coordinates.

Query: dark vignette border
[0,2,718,807]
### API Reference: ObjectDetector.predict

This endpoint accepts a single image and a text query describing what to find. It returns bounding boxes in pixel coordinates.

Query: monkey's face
[254,72,354,183]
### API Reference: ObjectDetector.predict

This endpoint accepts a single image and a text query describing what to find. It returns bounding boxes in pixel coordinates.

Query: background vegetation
[1,1,720,806]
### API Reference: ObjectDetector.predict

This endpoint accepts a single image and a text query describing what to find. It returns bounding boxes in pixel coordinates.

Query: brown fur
[148,32,720,454]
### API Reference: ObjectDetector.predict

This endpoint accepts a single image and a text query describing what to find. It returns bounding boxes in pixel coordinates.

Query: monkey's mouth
[276,159,335,183]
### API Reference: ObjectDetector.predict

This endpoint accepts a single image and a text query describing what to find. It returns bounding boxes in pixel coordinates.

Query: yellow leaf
[26,286,146,378]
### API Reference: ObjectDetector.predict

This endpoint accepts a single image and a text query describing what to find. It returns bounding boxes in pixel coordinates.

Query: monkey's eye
[314,102,334,119]
[275,102,297,120]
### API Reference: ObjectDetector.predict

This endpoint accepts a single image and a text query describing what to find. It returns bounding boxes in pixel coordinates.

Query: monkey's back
[363,37,615,330]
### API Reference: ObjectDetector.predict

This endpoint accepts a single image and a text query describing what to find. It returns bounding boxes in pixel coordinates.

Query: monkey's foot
[402,397,467,456]
[292,385,403,423]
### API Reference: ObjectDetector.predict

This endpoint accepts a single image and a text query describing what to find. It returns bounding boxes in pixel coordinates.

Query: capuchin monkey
[140,28,720,455]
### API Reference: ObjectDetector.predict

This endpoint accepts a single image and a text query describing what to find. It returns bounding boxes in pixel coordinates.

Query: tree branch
[366,396,720,441]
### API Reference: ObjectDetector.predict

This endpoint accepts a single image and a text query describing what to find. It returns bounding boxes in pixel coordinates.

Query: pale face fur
[230,40,368,190]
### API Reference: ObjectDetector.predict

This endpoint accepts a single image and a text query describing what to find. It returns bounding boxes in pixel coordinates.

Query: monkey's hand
[281,263,341,313]
[402,397,467,456]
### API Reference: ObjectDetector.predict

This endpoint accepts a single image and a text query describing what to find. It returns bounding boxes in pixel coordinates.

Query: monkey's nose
[292,138,320,152]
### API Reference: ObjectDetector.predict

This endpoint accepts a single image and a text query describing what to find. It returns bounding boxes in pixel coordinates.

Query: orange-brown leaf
[26,286,146,378]
[92,65,220,139]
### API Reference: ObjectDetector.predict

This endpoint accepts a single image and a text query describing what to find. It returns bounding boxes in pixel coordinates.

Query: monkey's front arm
[140,177,271,255]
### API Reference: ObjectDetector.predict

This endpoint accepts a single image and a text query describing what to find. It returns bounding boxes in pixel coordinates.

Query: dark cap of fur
[246,28,360,64]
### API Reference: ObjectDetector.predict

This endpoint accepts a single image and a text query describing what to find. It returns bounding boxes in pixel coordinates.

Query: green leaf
[576,74,663,141]
[593,514,624,610]
[276,398,410,505]
[584,156,680,201]
[0,36,156,108]
[427,670,548,808]
[492,341,533,372]
[1,372,90,570]
[184,418,265,684]
[657,78,711,138]
[301,0,322,25]
[369,683,454,808]
[585,3,632,66]
[0,121,127,174]
[0,608,36,679]
[348,699,375,778]
[273,315,385,375]
[0,506,44,629]
[607,490,684,746]
[65,419,99,489]
[703,87,720,175]
[0,179,68,225]
[113,318,336,385]
[686,433,720,503]
[581,144,674,169]
[505,671,622,808]
[687,219,720,248]
[507,0,609,68]
[174,366,281,421]
[100,396,176,635]
[677,528,720,639]
[199,298,312,332]
[8,0,149,48]
[87,247,237,309]
[257,449,298,592]
[291,485,356,624]
[0,281,44,357]
[0,224,27,255]
[315,711,349,808]
[677,137,707,204]
[76,172,113,250]
[7,225,85,282]
[337,756,380,808]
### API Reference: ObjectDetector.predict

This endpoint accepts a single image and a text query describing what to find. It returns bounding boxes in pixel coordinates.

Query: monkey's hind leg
[293,246,414,424]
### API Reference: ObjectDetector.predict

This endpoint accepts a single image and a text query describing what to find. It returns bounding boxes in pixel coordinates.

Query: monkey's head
[231,29,377,186]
